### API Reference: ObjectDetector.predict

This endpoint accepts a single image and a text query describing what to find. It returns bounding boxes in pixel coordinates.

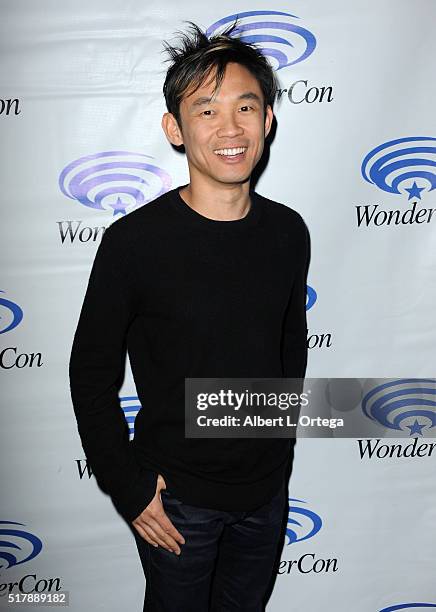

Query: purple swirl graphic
[0,521,43,569]
[286,498,322,545]
[206,11,316,70]
[380,605,436,612]
[362,379,436,437]
[361,136,436,200]
[59,151,172,215]
[0,291,23,334]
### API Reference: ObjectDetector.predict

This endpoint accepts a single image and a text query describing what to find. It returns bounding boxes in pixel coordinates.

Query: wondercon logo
[0,521,43,569]
[361,136,436,201]
[59,151,172,216]
[206,11,316,70]
[286,498,322,545]
[306,285,317,310]
[121,395,141,439]
[380,605,436,611]
[0,291,23,334]
[362,379,436,437]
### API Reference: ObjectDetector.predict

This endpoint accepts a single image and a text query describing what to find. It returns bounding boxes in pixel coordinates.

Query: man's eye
[201,107,253,115]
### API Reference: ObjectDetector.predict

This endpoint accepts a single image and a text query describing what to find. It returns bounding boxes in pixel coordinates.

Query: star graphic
[108,196,129,216]
[405,181,425,201]
[406,419,426,436]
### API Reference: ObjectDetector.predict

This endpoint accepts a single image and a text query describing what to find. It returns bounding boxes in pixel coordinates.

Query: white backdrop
[1,1,436,611]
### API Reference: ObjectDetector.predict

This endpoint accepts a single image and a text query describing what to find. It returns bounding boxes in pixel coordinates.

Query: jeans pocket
[160,489,183,505]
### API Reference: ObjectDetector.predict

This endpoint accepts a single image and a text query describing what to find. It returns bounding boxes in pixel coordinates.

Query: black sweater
[69,185,310,523]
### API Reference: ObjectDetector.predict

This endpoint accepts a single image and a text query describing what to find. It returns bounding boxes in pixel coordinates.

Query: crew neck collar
[167,184,262,231]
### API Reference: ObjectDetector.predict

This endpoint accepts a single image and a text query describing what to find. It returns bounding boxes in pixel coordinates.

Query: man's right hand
[131,474,186,555]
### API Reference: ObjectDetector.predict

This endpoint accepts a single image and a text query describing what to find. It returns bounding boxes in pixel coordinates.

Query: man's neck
[179,178,252,221]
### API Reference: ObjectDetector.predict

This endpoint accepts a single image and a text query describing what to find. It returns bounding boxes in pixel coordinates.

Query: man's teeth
[214,147,247,156]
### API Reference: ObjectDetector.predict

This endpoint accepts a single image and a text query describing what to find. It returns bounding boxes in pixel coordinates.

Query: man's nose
[216,112,244,138]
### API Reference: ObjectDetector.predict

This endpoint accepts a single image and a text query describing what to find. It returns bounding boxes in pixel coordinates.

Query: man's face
[164,62,273,188]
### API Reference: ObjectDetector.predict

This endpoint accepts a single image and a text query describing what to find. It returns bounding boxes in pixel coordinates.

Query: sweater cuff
[112,467,159,524]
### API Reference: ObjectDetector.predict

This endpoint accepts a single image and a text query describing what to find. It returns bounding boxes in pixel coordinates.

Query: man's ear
[161,112,184,146]
[264,105,274,139]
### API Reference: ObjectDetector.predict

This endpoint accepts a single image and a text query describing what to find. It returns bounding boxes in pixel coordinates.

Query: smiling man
[69,20,310,612]
[162,59,273,221]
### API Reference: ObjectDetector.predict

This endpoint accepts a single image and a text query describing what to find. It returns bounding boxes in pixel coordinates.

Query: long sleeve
[281,215,310,379]
[69,223,158,523]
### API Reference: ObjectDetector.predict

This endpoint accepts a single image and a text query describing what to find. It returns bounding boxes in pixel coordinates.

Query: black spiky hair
[161,20,277,127]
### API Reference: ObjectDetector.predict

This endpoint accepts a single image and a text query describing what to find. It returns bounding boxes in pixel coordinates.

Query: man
[69,20,310,612]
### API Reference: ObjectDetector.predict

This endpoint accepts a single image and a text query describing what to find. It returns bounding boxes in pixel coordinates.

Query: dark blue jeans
[132,483,287,611]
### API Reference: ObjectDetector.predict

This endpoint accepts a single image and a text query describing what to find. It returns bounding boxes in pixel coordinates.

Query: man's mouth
[214,147,247,161]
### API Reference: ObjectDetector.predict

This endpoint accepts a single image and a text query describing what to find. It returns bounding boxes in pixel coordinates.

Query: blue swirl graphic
[286,498,322,545]
[120,395,141,439]
[0,521,43,569]
[380,605,436,612]
[0,291,23,334]
[59,151,172,215]
[206,11,316,70]
[361,136,436,199]
[362,379,436,436]
[306,285,317,310]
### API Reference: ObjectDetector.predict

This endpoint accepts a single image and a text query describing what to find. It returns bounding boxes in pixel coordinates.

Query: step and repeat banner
[1,1,435,610]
